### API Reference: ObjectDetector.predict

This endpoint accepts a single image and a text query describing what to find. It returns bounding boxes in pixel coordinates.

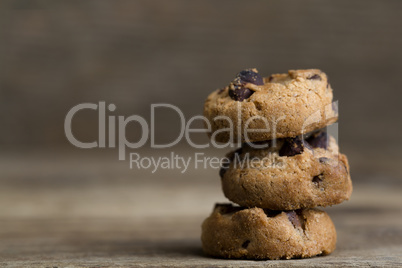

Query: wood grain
[0,150,401,267]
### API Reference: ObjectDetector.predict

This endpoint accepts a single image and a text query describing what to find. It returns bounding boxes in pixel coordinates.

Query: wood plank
[0,151,401,267]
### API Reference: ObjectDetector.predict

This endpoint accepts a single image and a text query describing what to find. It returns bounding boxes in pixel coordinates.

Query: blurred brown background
[1,1,402,266]
[1,0,402,180]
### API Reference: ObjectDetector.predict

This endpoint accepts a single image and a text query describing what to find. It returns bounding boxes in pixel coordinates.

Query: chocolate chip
[305,131,328,149]
[228,85,254,102]
[285,211,304,229]
[312,174,324,187]
[241,240,250,249]
[279,137,304,157]
[268,75,274,82]
[302,140,312,151]
[238,69,264,85]
[228,69,263,102]
[307,74,322,80]
[319,157,330,163]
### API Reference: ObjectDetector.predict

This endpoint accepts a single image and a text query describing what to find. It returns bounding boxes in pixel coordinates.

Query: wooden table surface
[0,149,401,267]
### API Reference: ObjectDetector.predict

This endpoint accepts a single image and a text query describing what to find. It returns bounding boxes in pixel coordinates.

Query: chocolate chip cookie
[204,69,337,143]
[220,130,352,210]
[201,204,336,260]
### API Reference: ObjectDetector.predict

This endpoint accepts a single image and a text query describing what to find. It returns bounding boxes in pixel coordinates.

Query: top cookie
[204,69,338,143]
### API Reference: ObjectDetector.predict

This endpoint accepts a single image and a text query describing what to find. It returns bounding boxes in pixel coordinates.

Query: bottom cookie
[201,204,336,260]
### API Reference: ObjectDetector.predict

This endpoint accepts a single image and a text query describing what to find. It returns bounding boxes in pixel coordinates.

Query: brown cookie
[204,69,337,143]
[201,204,336,260]
[220,133,352,210]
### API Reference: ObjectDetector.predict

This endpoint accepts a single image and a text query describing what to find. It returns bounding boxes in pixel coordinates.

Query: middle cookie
[220,130,352,210]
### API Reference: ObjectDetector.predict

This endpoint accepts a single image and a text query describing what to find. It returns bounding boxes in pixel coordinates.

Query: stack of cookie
[201,69,352,260]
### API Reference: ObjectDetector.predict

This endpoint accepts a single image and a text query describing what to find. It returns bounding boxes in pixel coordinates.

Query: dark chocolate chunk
[228,85,254,102]
[241,240,250,249]
[268,75,274,82]
[285,211,303,229]
[279,137,304,157]
[228,69,263,102]
[307,74,322,80]
[238,69,264,85]
[312,174,324,187]
[305,131,328,149]
[303,140,313,151]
